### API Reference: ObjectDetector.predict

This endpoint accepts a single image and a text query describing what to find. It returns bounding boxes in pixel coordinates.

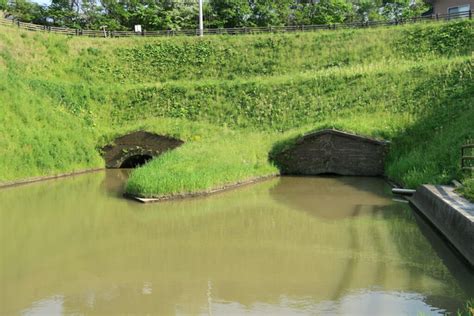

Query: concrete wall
[102,131,183,168]
[410,185,474,267]
[274,129,389,176]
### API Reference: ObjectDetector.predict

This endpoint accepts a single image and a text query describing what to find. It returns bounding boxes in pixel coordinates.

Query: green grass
[126,131,279,198]
[0,20,473,199]
[458,179,474,202]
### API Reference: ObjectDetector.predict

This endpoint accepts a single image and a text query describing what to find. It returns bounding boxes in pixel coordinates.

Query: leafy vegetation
[2,0,427,31]
[0,20,472,199]
[458,179,474,202]
[456,299,474,316]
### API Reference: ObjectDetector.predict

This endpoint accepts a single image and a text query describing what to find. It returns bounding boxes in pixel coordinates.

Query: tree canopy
[1,0,429,30]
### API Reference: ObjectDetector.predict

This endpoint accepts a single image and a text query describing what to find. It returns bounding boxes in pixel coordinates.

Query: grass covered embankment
[458,179,474,201]
[0,20,473,199]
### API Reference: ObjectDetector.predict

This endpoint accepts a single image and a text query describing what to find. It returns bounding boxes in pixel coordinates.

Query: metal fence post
[461,143,474,175]
[198,0,203,36]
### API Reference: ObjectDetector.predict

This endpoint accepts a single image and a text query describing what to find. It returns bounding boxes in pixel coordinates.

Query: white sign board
[134,25,142,33]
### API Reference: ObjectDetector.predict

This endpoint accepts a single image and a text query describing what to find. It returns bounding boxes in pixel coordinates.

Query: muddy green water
[0,170,472,315]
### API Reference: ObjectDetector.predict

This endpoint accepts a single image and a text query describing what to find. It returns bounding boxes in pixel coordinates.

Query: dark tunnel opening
[120,155,153,168]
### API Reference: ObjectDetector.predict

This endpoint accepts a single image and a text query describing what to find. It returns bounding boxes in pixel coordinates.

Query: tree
[208,0,251,28]
[7,0,46,23]
[351,0,384,22]
[381,0,428,21]
[312,0,352,24]
[97,0,199,31]
[164,3,199,30]
[293,3,315,25]
[0,0,8,11]
[44,0,80,27]
[294,0,352,25]
[79,1,124,30]
[1,0,432,31]
[249,0,294,26]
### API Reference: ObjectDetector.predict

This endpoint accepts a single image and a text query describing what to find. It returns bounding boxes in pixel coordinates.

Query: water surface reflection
[0,171,471,315]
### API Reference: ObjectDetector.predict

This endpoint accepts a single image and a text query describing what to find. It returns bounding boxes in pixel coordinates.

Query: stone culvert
[102,131,184,168]
[273,129,389,176]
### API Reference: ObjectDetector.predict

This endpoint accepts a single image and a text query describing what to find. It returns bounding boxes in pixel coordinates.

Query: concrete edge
[0,168,104,189]
[408,185,474,267]
[124,174,279,204]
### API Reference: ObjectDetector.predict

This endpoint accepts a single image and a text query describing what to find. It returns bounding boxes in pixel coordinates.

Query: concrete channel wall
[409,185,474,267]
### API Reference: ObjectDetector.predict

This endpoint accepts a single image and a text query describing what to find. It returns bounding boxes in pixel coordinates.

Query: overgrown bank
[0,20,473,199]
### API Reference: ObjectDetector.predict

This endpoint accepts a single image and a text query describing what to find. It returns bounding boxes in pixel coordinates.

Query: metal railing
[0,10,472,38]
[461,143,474,172]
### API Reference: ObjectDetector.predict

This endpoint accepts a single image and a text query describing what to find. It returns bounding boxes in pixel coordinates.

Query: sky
[31,0,51,5]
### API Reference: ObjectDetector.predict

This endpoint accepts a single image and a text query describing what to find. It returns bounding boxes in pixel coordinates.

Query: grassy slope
[458,179,474,201]
[0,21,473,199]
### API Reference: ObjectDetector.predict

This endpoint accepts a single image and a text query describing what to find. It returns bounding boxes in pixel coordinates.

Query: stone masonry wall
[275,129,389,176]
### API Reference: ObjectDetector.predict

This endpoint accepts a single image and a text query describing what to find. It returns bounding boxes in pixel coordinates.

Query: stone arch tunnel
[273,129,389,176]
[102,131,184,168]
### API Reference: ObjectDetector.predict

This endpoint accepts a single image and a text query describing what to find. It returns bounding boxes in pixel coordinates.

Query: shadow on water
[410,206,474,297]
[100,169,133,198]
[269,175,473,309]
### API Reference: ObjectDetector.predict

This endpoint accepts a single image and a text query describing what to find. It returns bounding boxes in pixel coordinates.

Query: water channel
[0,170,472,315]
